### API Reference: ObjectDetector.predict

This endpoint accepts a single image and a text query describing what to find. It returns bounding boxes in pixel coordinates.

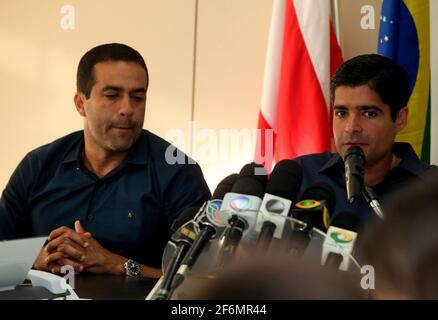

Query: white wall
[337,0,381,59]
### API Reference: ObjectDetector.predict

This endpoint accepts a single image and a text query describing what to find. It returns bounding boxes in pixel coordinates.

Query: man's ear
[395,106,408,133]
[74,92,87,117]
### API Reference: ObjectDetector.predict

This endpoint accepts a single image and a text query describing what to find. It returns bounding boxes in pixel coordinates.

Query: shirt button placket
[86,181,100,222]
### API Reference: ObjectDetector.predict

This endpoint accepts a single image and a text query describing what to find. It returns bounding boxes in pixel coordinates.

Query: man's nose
[344,114,362,134]
[119,94,134,117]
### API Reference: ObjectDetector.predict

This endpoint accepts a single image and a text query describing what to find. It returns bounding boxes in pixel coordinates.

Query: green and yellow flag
[378,0,430,162]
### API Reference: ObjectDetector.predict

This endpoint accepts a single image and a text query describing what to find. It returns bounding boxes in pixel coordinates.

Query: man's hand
[41,221,124,275]
[34,220,162,277]
[33,223,91,273]
[46,224,91,273]
[75,221,162,277]
[32,246,63,273]
[77,233,127,275]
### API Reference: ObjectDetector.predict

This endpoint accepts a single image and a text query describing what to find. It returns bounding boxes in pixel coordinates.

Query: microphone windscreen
[231,163,268,198]
[344,145,365,162]
[212,173,238,200]
[330,211,363,233]
[300,182,336,215]
[171,207,200,234]
[266,160,303,200]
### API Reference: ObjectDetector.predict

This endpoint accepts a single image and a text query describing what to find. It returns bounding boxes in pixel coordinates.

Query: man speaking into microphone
[294,54,435,222]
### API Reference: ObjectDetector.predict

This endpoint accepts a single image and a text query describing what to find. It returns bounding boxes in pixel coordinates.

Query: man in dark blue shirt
[294,54,435,223]
[0,43,211,278]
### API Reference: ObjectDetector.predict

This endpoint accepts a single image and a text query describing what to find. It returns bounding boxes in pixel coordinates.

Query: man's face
[75,61,147,153]
[333,85,407,166]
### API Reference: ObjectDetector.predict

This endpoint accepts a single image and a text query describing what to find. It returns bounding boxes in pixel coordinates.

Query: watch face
[125,260,140,276]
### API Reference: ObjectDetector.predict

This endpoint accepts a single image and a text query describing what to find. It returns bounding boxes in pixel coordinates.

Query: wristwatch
[123,259,141,277]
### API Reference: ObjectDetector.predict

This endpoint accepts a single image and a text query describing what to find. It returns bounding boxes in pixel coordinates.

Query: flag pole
[189,0,199,158]
[330,0,343,50]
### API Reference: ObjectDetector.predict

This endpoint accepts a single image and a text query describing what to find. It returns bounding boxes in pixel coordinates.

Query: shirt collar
[317,142,428,177]
[62,132,84,165]
[393,142,429,176]
[62,130,149,166]
[319,153,342,174]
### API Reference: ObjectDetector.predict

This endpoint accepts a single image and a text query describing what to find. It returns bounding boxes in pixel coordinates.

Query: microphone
[155,206,201,300]
[169,173,239,294]
[321,211,362,271]
[169,206,201,237]
[217,162,268,266]
[344,146,365,204]
[293,182,336,231]
[290,182,336,253]
[212,173,239,200]
[255,160,303,251]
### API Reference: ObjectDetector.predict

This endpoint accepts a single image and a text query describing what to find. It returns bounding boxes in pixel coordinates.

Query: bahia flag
[255,0,343,171]
[378,0,431,162]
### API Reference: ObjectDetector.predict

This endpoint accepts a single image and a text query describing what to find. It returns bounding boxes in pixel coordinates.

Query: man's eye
[133,96,145,101]
[335,110,347,118]
[105,94,118,99]
[363,111,377,118]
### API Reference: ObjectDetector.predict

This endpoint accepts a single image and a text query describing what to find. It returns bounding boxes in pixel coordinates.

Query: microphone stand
[155,243,190,300]
[145,276,164,300]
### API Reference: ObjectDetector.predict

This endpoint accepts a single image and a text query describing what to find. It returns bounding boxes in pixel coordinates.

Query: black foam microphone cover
[231,162,268,198]
[171,207,200,234]
[330,211,363,233]
[212,173,239,200]
[266,159,303,199]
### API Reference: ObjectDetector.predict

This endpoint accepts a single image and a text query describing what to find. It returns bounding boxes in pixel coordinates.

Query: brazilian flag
[378,0,431,163]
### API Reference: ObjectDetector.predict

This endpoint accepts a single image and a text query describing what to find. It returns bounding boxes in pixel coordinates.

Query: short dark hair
[76,43,149,98]
[330,54,410,121]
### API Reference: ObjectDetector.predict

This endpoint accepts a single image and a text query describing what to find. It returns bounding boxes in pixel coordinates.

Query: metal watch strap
[124,259,140,277]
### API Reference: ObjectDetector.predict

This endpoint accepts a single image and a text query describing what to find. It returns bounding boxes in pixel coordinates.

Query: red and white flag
[255,0,343,171]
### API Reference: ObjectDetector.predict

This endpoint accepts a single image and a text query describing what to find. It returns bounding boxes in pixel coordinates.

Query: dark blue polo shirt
[293,142,435,223]
[0,130,211,267]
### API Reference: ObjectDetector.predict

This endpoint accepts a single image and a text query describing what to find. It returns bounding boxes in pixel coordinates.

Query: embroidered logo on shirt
[128,212,134,219]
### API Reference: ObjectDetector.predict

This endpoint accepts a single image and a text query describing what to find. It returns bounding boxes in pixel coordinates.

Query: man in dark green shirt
[0,43,211,278]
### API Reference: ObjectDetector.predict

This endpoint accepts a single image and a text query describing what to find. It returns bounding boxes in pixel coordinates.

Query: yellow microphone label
[330,229,353,244]
[295,199,321,209]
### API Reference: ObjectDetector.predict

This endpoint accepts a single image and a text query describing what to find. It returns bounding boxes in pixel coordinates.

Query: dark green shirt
[0,130,211,267]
